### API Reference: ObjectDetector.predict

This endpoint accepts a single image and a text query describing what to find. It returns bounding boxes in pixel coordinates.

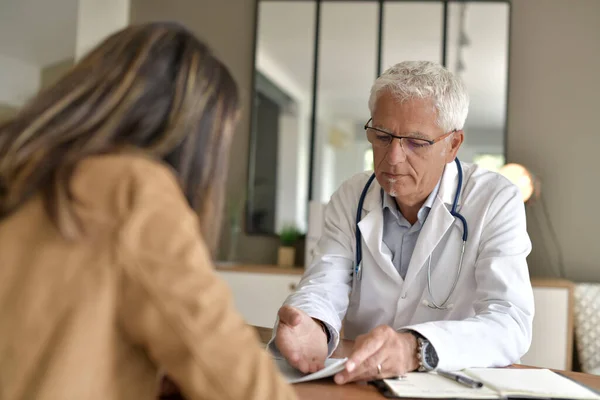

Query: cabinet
[217,267,302,328]
[521,279,574,370]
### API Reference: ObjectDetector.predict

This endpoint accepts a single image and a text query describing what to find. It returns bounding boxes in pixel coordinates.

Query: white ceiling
[0,0,78,66]
[257,1,509,134]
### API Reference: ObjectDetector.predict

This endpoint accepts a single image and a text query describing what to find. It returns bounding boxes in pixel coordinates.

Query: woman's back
[0,154,296,400]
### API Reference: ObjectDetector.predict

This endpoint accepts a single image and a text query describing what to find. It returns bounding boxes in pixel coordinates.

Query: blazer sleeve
[115,164,297,400]
[403,184,535,371]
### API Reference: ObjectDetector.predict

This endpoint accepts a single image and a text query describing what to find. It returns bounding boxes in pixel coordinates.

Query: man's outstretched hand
[274,305,329,373]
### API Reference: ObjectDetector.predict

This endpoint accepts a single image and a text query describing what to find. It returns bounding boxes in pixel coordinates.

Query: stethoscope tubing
[354,158,468,310]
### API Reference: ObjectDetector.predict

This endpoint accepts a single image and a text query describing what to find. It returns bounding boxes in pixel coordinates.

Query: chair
[573,283,600,375]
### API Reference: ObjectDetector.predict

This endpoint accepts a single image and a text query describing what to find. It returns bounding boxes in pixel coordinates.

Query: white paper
[384,372,499,399]
[384,369,600,400]
[274,357,348,384]
[465,368,600,400]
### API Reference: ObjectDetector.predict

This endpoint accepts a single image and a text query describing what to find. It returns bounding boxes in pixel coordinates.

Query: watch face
[424,342,439,369]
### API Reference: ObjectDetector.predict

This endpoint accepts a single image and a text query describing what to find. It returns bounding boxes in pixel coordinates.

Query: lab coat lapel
[403,161,461,288]
[357,182,401,284]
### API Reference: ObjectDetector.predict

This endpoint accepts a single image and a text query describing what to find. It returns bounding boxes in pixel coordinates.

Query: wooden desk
[253,326,600,400]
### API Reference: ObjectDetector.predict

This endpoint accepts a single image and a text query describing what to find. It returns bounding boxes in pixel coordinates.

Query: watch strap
[410,331,438,372]
[417,337,431,372]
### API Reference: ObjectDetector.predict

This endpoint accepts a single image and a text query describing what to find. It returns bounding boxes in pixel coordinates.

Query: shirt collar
[381,178,441,224]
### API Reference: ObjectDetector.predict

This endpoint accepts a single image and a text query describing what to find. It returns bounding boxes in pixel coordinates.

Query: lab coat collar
[381,177,440,225]
[438,159,462,207]
[361,160,460,213]
[358,176,401,283]
[404,160,462,290]
[358,160,461,285]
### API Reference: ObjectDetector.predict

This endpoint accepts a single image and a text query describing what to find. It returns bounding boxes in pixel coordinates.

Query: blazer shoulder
[71,154,186,222]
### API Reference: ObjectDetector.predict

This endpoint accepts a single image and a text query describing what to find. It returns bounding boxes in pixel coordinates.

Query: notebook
[381,368,600,399]
[273,357,347,384]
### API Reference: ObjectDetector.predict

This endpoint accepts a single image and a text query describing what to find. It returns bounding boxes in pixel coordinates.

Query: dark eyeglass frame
[364,118,457,148]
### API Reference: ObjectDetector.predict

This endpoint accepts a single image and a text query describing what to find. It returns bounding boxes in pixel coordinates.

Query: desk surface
[253,326,600,400]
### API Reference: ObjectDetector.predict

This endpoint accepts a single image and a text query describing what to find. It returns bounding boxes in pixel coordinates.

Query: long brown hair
[0,22,239,254]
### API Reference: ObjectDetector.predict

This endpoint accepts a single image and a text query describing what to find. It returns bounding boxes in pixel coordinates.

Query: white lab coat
[270,160,535,371]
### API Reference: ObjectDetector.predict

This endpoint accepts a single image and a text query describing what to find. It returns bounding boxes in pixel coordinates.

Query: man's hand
[334,325,419,384]
[274,305,329,373]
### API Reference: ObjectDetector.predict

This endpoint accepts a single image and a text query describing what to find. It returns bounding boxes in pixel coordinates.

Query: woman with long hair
[0,22,296,400]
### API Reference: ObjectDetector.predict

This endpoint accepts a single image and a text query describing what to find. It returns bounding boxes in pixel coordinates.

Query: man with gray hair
[269,61,534,384]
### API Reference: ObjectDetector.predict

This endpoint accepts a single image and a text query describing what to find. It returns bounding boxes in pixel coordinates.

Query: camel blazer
[0,154,296,400]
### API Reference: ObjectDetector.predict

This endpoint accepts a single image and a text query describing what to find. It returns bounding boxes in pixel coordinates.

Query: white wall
[0,54,40,107]
[75,0,130,60]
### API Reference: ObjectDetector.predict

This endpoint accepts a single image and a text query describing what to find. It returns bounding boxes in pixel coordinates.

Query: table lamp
[498,163,539,203]
[499,163,565,278]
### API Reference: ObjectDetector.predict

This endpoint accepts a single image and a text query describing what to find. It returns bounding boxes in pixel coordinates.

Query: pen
[436,369,484,389]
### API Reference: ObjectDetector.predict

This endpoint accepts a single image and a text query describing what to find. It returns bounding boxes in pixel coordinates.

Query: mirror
[247,1,315,235]
[382,2,443,68]
[312,1,378,204]
[247,0,510,236]
[447,1,509,169]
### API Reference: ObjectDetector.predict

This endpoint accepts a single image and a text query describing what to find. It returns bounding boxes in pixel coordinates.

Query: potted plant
[278,223,301,267]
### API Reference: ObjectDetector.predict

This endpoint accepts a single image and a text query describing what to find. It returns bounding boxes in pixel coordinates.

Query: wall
[40,58,74,90]
[0,54,40,107]
[0,103,16,122]
[75,0,130,60]
[508,0,600,282]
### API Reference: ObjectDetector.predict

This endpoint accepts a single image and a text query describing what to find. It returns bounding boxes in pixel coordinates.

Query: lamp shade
[499,163,536,202]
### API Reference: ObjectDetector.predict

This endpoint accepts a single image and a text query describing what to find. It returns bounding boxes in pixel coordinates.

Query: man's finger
[297,358,310,373]
[308,362,321,373]
[347,350,389,382]
[345,333,385,373]
[278,305,301,326]
[335,349,387,384]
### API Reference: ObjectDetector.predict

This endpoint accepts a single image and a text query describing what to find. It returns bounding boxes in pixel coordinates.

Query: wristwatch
[414,334,439,371]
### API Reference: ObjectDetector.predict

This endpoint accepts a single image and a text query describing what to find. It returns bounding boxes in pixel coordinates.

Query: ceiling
[257,1,509,135]
[0,0,78,67]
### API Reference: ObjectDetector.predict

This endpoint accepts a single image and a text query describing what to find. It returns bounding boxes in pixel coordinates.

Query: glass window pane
[382,2,443,71]
[312,1,378,204]
[447,2,509,166]
[248,1,315,234]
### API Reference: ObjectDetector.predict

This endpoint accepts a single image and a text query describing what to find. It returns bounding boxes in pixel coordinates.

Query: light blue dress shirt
[381,180,441,280]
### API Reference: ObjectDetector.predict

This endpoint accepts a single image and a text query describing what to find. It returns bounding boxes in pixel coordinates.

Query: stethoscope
[354,158,469,310]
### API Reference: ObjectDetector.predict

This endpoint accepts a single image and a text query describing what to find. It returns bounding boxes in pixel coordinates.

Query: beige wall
[41,58,74,90]
[0,103,17,122]
[508,0,600,282]
[130,0,600,282]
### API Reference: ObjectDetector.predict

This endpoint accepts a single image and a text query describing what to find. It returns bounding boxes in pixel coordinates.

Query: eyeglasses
[364,118,456,155]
